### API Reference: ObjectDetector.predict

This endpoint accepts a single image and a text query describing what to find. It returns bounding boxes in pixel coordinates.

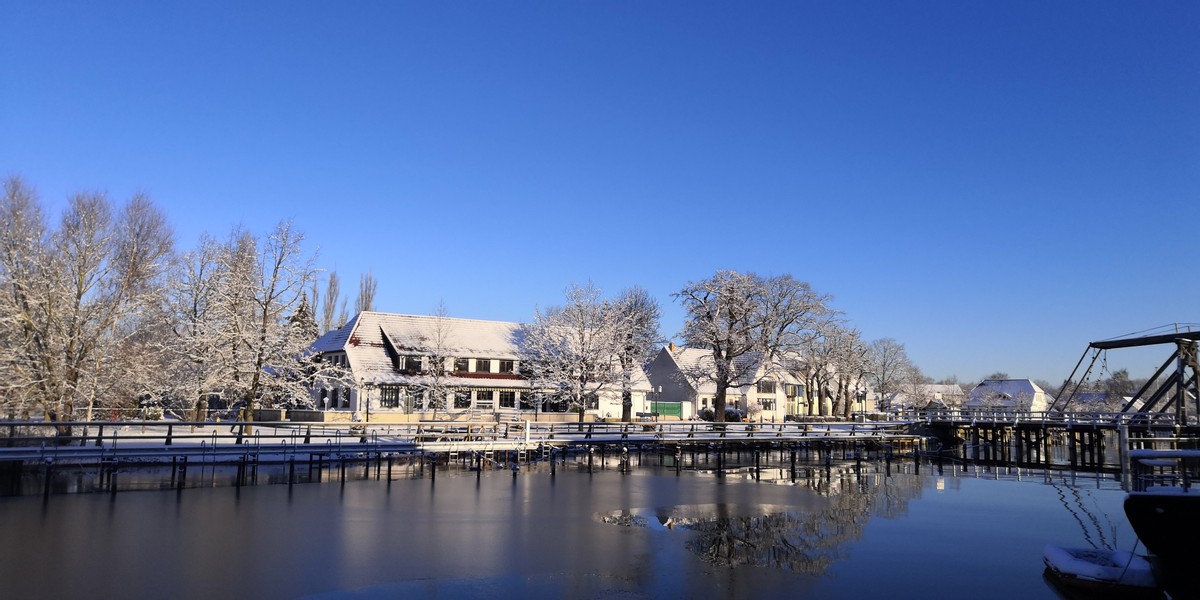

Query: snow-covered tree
[354,270,377,314]
[161,234,227,419]
[230,220,318,419]
[611,286,661,422]
[866,338,913,411]
[675,271,830,422]
[0,177,173,431]
[896,366,934,410]
[316,270,348,333]
[820,325,868,418]
[519,282,623,421]
[411,300,455,419]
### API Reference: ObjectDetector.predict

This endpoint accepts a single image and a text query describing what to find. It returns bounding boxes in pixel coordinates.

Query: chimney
[668,342,676,352]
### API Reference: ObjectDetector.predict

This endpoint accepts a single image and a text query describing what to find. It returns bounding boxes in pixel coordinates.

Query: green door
[652,401,683,418]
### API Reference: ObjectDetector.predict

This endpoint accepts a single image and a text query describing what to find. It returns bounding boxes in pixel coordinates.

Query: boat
[1042,544,1158,596]
[1123,449,1200,564]
[1122,449,1200,597]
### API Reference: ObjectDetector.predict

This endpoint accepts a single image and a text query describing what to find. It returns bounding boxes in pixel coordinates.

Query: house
[306,311,653,422]
[645,345,805,421]
[965,379,1054,411]
[884,383,967,410]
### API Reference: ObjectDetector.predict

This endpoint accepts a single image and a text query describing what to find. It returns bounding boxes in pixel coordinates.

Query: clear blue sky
[3,1,1197,383]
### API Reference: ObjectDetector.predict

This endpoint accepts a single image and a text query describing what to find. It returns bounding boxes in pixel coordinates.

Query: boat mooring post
[42,460,52,501]
[177,456,188,491]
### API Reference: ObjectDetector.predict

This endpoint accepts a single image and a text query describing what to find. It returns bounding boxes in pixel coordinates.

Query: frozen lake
[0,460,1135,599]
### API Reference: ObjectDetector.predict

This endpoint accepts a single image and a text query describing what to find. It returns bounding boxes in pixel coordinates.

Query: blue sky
[3,1,1198,383]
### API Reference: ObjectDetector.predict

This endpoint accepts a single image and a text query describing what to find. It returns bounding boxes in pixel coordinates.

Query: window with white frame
[476,390,495,409]
[453,390,472,409]
[499,391,516,408]
[380,386,401,408]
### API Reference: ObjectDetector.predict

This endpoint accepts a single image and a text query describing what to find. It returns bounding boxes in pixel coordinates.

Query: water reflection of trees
[598,464,927,576]
[681,512,838,574]
[684,466,925,573]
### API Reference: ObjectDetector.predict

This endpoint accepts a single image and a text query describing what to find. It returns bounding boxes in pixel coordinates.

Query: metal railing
[894,409,1185,428]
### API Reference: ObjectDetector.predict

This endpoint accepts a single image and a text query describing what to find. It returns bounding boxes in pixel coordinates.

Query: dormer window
[499,360,515,374]
[402,355,422,373]
[475,359,492,373]
[453,358,469,373]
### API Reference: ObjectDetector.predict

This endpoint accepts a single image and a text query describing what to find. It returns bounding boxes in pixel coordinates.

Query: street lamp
[359,380,373,424]
[651,386,662,422]
[858,371,876,418]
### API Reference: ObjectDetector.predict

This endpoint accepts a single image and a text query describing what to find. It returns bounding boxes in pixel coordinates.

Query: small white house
[645,345,805,421]
[885,383,967,410]
[965,379,1054,411]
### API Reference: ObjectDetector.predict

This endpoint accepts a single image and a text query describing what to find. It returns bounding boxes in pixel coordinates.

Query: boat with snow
[1122,448,1200,597]
[1042,544,1158,596]
[1123,449,1200,566]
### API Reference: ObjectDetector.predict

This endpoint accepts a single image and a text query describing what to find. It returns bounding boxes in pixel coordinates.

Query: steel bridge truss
[1050,330,1200,420]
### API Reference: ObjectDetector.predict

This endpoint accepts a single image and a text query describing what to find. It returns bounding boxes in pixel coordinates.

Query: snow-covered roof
[373,313,524,359]
[966,379,1054,410]
[316,312,524,356]
[663,346,799,393]
[314,312,521,382]
[924,384,966,398]
[311,311,650,391]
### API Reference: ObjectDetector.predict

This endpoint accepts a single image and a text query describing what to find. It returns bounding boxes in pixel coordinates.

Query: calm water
[0,459,1135,599]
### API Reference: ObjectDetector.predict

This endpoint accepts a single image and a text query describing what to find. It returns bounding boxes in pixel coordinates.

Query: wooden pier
[0,418,924,496]
[7,412,1193,497]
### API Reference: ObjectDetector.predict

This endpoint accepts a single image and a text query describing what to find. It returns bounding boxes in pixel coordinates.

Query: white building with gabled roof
[965,379,1054,411]
[307,311,653,422]
[884,383,967,410]
[645,344,806,421]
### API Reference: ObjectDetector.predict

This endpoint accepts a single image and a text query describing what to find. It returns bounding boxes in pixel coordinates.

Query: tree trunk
[243,392,255,435]
[621,389,632,422]
[714,382,728,423]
